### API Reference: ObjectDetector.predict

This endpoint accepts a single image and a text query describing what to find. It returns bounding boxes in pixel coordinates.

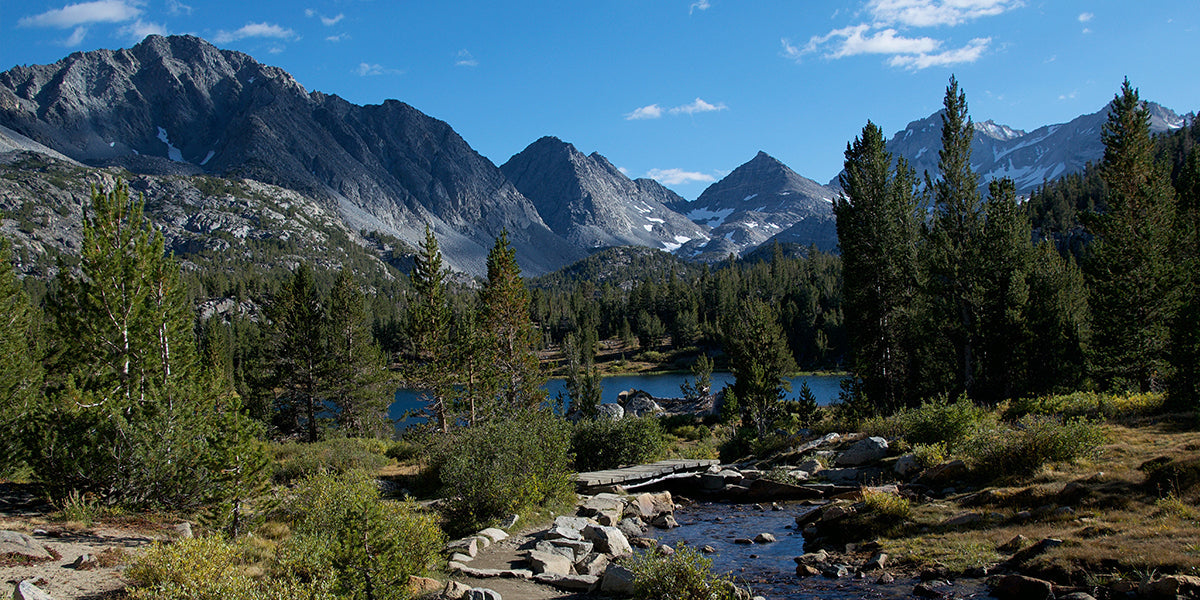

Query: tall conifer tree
[1086,79,1178,391]
[479,231,545,413]
[0,242,41,473]
[835,120,921,412]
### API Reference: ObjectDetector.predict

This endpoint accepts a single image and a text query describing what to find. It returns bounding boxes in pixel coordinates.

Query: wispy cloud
[305,9,345,26]
[214,22,297,44]
[626,98,726,120]
[670,98,727,115]
[626,104,664,120]
[119,19,168,42]
[1078,12,1094,23]
[326,33,348,42]
[792,0,1017,70]
[887,37,990,69]
[18,0,140,28]
[60,26,89,46]
[867,0,1022,27]
[356,62,401,76]
[455,49,478,67]
[689,0,711,15]
[167,0,193,16]
[646,168,716,186]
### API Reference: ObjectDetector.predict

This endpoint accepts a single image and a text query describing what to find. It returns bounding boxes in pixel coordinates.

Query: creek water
[390,373,846,431]
[649,500,989,599]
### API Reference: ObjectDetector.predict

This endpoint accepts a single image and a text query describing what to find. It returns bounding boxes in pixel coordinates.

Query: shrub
[897,394,991,448]
[127,537,335,600]
[912,442,950,468]
[862,489,912,521]
[270,438,390,484]
[629,544,740,600]
[276,470,444,600]
[433,409,574,532]
[965,415,1106,479]
[385,440,421,462]
[1004,391,1165,421]
[572,416,667,471]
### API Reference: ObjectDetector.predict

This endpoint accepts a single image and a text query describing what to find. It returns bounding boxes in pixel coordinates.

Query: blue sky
[4,1,1199,199]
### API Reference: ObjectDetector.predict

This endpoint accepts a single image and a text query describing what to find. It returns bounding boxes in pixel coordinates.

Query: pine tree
[1168,146,1200,407]
[326,272,392,437]
[37,181,260,508]
[407,225,457,432]
[478,230,545,413]
[834,120,921,412]
[1024,242,1091,395]
[0,242,42,473]
[1086,79,1178,391]
[975,178,1032,403]
[724,298,796,439]
[267,264,328,441]
[924,75,986,399]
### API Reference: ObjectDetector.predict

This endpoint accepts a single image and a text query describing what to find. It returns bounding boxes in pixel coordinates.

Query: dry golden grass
[875,420,1200,582]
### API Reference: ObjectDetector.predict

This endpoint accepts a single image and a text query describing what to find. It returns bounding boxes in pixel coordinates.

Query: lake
[390,372,845,431]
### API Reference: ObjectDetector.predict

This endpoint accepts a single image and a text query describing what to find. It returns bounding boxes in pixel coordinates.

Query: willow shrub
[433,409,574,532]
[965,415,1107,479]
[629,544,741,600]
[571,416,666,471]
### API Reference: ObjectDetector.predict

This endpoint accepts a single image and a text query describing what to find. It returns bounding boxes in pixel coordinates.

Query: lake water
[390,372,845,431]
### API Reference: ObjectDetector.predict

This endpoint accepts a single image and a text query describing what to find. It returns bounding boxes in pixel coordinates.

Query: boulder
[547,538,593,561]
[543,525,583,541]
[407,575,443,596]
[820,468,861,484]
[71,553,98,570]
[445,537,478,558]
[1141,575,1200,599]
[597,403,624,421]
[862,553,887,571]
[600,564,636,596]
[478,528,509,543]
[466,589,502,600]
[13,581,54,600]
[796,458,823,474]
[499,514,519,529]
[533,573,599,592]
[914,460,968,486]
[575,552,610,577]
[990,574,1055,600]
[651,514,678,529]
[624,394,664,417]
[443,581,472,600]
[534,541,575,562]
[616,518,645,539]
[836,436,889,467]
[753,533,776,544]
[582,524,633,557]
[0,532,53,561]
[174,522,194,539]
[527,550,573,576]
[894,454,921,477]
[580,494,625,525]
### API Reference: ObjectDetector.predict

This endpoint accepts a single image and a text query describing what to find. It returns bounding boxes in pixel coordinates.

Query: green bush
[127,537,335,600]
[572,416,667,471]
[270,438,390,484]
[385,440,421,462]
[629,544,740,600]
[1004,391,1165,421]
[276,470,444,600]
[433,409,575,532]
[965,415,1107,479]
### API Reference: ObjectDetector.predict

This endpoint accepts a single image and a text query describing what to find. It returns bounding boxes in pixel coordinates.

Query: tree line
[836,77,1199,414]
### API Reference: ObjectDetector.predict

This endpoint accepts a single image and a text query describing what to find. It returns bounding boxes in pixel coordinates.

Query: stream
[648,500,989,599]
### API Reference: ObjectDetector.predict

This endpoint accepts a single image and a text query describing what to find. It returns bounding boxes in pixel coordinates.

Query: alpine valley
[0,35,1188,280]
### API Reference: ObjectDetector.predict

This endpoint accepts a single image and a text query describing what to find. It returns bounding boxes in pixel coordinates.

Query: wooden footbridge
[576,459,719,489]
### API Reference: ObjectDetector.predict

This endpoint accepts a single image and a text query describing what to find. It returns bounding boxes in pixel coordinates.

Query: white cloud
[59,26,89,46]
[119,19,168,42]
[646,168,716,186]
[780,38,803,62]
[626,98,727,120]
[807,24,938,58]
[887,37,990,69]
[326,33,347,42]
[455,49,478,67]
[866,0,1022,27]
[214,22,297,44]
[356,62,401,76]
[689,0,711,14]
[669,98,727,115]
[321,13,344,26]
[626,104,664,120]
[1078,12,1094,23]
[167,0,193,16]
[618,166,630,176]
[1059,90,1078,101]
[19,0,140,28]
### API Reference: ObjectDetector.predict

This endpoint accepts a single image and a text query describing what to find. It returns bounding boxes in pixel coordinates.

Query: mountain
[839,102,1187,195]
[672,151,838,261]
[0,34,583,277]
[500,136,709,252]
